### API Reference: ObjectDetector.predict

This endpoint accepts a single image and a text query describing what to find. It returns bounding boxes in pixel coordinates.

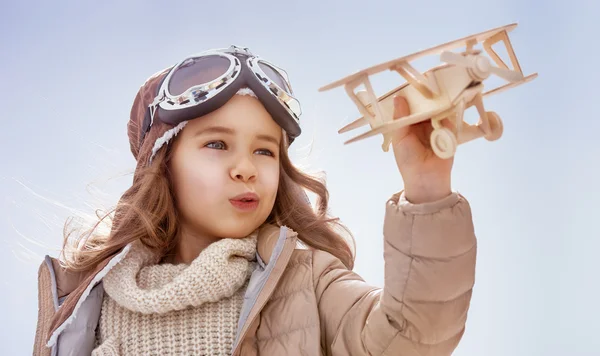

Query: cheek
[174,158,226,201]
[259,162,280,199]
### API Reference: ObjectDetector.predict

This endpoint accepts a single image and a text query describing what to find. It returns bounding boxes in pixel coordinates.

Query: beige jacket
[33,191,477,355]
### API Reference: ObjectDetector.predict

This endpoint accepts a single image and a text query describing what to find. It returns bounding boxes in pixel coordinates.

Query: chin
[212,218,265,239]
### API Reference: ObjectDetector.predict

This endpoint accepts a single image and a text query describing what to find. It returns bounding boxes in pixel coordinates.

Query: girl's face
[168,94,282,240]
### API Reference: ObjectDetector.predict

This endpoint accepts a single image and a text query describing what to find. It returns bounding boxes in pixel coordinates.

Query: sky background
[1,0,598,355]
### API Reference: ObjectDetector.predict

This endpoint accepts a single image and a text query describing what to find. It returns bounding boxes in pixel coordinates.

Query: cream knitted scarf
[92,232,258,355]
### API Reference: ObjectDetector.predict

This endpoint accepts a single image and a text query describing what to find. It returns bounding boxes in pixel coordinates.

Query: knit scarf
[92,232,258,355]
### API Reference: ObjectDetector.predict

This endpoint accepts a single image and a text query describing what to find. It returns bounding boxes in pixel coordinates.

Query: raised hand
[390,95,454,203]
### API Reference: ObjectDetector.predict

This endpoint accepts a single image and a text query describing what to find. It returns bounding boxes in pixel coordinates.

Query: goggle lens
[168,55,232,96]
[257,61,292,94]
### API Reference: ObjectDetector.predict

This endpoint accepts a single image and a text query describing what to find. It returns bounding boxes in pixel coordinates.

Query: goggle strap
[149,104,158,127]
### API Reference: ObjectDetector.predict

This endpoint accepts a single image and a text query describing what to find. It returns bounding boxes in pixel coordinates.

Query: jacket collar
[51,223,287,298]
[46,223,295,346]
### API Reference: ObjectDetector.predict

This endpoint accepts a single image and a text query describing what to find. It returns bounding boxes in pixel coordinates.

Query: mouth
[229,192,260,211]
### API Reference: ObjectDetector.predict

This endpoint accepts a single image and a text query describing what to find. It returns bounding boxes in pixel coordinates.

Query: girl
[33,45,477,355]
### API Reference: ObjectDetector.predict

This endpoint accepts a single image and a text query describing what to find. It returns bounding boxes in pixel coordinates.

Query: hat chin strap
[148,88,286,165]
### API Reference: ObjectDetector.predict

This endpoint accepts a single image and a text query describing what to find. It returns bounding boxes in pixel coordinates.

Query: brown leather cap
[127,66,175,174]
[126,59,296,178]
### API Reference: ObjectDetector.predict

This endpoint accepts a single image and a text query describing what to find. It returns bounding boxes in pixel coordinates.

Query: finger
[391,95,412,144]
[414,120,433,148]
[393,95,410,120]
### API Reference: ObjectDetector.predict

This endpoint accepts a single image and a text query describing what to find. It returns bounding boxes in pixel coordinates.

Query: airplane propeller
[440,51,524,83]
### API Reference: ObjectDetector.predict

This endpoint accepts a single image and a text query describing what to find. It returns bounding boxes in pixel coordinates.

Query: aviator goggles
[140,45,302,147]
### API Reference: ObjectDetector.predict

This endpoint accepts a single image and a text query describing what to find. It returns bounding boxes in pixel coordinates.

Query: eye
[205,141,227,150]
[255,148,275,157]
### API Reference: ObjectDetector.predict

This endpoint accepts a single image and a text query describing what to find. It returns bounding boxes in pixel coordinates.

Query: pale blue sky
[1,0,598,355]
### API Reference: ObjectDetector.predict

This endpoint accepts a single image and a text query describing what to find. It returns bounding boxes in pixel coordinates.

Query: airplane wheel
[430,128,457,159]
[484,111,503,141]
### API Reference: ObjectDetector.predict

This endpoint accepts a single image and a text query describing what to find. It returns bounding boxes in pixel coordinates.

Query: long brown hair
[48,137,355,338]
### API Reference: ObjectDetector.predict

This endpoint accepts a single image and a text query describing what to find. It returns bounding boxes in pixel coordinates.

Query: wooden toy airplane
[318,23,538,159]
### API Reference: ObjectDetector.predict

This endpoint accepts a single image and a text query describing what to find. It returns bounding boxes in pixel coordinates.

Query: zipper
[230,229,298,355]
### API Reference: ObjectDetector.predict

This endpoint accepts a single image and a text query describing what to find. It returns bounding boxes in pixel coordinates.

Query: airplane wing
[339,117,369,134]
[338,90,379,133]
[483,73,538,97]
[319,23,519,92]
[343,105,452,145]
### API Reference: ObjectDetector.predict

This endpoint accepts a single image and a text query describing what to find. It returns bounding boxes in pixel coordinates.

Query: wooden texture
[320,23,537,158]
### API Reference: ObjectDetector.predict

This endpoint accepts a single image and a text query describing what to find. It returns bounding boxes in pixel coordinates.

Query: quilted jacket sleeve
[33,259,57,356]
[313,191,477,356]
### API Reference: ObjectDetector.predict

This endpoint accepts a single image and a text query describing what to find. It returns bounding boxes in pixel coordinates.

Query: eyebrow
[195,126,235,136]
[256,133,281,146]
[195,125,280,146]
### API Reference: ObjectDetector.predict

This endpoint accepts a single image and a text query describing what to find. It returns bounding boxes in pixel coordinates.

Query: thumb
[393,95,410,120]
[391,95,412,145]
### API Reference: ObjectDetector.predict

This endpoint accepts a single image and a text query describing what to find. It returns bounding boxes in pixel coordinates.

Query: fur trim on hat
[149,121,187,165]
[235,87,258,98]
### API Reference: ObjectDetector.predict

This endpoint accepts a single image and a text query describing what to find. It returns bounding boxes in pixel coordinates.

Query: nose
[230,155,257,182]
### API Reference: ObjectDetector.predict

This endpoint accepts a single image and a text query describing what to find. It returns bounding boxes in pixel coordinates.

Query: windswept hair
[48,137,355,338]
